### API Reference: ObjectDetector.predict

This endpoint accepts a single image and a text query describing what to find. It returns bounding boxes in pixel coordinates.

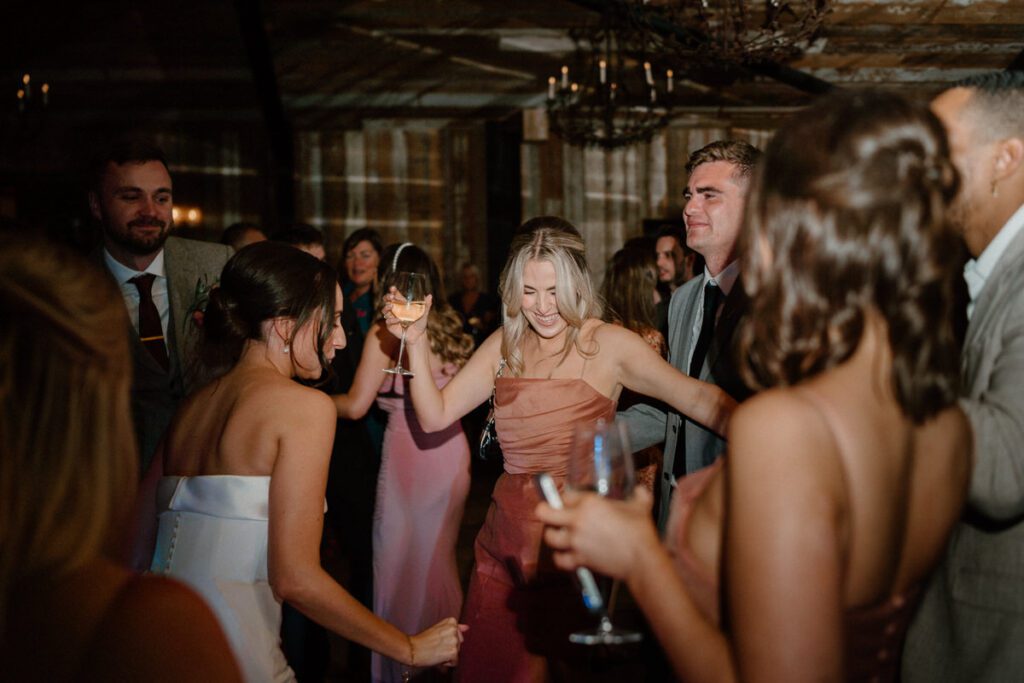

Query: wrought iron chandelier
[658,0,831,66]
[545,2,677,150]
[543,1,829,149]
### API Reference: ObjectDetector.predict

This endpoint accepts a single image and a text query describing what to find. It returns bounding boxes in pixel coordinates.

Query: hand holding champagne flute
[383,271,427,377]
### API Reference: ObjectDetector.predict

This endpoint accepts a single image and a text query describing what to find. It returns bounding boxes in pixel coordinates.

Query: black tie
[673,281,723,478]
[131,274,170,372]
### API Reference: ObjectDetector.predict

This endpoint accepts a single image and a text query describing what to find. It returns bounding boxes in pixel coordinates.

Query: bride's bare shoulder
[224,369,334,423]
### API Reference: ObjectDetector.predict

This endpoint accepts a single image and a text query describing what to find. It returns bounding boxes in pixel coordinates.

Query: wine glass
[383,271,427,378]
[566,418,643,645]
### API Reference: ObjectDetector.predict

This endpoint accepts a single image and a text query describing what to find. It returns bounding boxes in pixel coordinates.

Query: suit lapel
[164,237,198,374]
[667,280,701,371]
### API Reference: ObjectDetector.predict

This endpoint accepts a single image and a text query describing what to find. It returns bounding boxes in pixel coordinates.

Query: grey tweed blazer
[902,223,1024,682]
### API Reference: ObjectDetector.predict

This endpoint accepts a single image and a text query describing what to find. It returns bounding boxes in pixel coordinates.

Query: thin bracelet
[402,634,416,683]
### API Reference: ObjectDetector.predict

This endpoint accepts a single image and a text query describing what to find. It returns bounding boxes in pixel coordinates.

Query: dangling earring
[283,343,290,354]
[992,179,999,198]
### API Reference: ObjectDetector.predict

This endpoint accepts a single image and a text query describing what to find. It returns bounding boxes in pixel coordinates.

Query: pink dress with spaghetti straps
[455,376,616,683]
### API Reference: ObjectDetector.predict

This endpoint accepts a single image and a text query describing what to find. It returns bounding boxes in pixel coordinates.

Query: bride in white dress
[147,242,464,682]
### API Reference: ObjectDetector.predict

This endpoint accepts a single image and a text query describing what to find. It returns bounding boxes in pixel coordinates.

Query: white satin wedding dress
[150,475,295,683]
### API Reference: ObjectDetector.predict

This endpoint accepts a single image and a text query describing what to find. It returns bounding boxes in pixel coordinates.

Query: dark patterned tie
[673,281,723,478]
[130,273,169,372]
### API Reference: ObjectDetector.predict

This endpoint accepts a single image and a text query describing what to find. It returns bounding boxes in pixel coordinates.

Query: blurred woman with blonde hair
[0,231,240,681]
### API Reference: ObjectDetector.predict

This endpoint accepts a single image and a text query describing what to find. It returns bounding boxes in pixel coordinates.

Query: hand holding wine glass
[559,419,644,645]
[382,271,428,377]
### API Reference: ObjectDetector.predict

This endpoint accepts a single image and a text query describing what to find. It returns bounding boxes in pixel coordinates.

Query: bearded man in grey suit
[89,140,232,471]
[902,71,1024,682]
[622,140,760,531]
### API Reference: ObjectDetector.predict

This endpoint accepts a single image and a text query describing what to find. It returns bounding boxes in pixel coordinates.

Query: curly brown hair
[736,89,962,423]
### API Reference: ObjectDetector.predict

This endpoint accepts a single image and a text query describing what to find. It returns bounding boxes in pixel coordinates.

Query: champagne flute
[384,272,427,378]
[566,418,643,645]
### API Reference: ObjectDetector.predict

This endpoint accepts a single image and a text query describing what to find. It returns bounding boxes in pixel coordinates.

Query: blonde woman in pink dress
[333,242,474,682]
[381,219,735,682]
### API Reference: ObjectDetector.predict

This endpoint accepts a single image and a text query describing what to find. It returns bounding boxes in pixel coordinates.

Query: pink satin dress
[372,367,470,682]
[666,458,922,682]
[455,377,616,683]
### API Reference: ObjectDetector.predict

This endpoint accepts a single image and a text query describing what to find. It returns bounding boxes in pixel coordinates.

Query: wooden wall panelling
[155,128,264,243]
[295,130,323,234]
[294,119,489,294]
[443,122,488,292]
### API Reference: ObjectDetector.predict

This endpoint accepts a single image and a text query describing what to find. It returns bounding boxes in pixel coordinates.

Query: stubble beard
[104,217,172,256]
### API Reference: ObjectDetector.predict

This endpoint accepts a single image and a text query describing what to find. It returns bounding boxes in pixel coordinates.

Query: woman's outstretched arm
[268,385,464,667]
[603,323,736,435]
[383,293,498,432]
[331,322,394,419]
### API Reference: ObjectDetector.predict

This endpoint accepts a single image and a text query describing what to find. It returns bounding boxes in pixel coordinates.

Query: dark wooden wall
[294,120,489,293]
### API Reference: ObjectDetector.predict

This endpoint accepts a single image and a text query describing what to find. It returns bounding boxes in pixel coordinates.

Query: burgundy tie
[130,273,170,372]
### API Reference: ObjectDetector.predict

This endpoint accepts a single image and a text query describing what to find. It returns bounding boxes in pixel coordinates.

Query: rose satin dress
[456,376,616,683]
[666,458,922,682]
[372,367,470,682]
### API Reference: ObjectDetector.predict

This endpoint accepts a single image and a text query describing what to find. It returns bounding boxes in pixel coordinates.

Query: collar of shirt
[964,202,1024,318]
[103,248,167,285]
[702,259,740,296]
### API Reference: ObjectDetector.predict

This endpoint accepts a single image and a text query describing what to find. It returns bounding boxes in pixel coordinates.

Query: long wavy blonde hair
[0,233,138,637]
[499,218,602,376]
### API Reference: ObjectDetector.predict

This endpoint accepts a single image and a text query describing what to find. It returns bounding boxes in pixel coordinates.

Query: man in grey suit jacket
[902,71,1024,682]
[622,140,760,530]
[89,140,232,471]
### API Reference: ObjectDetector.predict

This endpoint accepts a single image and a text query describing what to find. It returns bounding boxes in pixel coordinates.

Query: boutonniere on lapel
[184,274,218,331]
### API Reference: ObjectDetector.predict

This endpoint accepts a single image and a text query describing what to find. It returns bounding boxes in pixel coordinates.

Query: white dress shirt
[964,203,1024,320]
[103,248,170,340]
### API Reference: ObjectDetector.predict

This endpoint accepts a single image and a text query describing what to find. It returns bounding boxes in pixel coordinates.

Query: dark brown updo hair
[736,89,961,423]
[203,241,339,373]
